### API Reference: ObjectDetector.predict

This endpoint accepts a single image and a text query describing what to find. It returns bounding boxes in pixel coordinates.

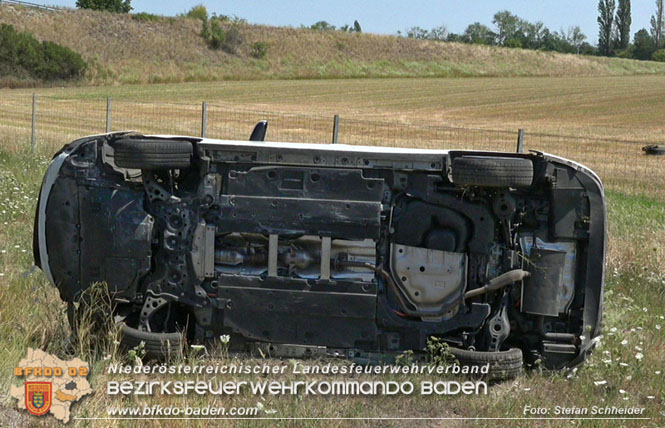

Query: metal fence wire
[0,94,663,200]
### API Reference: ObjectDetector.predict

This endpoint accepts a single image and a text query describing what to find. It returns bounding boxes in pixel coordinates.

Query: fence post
[516,129,525,153]
[106,97,112,133]
[201,102,208,138]
[31,93,37,152]
[332,114,339,144]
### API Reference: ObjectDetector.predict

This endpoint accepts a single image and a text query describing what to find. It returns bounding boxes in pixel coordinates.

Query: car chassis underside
[35,132,606,371]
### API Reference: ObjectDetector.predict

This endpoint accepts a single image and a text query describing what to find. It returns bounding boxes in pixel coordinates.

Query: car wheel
[119,323,184,360]
[449,347,523,380]
[112,138,193,169]
[452,156,533,187]
[642,145,665,155]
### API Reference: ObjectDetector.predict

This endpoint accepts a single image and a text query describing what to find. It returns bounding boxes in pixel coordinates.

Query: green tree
[541,29,575,54]
[353,20,362,33]
[567,26,588,54]
[492,10,521,45]
[404,26,429,39]
[429,25,448,41]
[208,19,225,50]
[185,4,208,21]
[445,33,464,42]
[579,42,599,55]
[651,0,665,48]
[597,0,616,55]
[310,21,335,31]
[75,0,132,13]
[522,21,547,49]
[633,28,657,59]
[463,22,495,45]
[652,48,665,60]
[615,0,631,49]
[201,17,210,40]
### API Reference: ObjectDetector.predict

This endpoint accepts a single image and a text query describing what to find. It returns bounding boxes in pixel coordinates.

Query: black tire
[452,156,533,187]
[449,347,523,380]
[643,145,665,156]
[119,323,184,360]
[112,138,193,169]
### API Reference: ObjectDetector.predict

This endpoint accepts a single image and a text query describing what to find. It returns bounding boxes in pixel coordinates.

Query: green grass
[606,191,665,230]
[0,147,663,427]
[606,191,665,276]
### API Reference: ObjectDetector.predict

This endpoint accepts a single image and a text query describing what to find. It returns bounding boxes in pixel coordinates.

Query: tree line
[398,12,595,55]
[399,1,665,61]
[598,0,665,61]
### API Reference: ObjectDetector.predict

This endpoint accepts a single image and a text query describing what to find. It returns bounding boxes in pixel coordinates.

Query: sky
[31,0,658,45]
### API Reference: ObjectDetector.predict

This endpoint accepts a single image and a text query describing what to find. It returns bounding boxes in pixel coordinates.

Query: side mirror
[249,120,268,141]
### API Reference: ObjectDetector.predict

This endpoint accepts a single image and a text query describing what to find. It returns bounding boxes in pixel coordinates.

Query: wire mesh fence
[1,94,663,200]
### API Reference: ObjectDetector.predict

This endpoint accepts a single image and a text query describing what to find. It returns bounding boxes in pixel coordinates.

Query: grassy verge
[0,148,663,427]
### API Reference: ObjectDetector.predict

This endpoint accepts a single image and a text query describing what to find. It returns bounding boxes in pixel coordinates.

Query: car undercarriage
[34,130,606,375]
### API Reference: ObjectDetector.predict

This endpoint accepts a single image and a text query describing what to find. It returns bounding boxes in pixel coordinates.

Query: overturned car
[34,128,606,376]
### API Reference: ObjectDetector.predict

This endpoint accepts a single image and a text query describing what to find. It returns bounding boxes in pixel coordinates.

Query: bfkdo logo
[11,349,93,423]
[25,382,52,416]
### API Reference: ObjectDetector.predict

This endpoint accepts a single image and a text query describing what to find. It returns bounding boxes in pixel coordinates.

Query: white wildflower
[635,352,643,361]
[219,334,231,344]
[594,380,607,386]
[190,344,206,353]
[621,340,629,346]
